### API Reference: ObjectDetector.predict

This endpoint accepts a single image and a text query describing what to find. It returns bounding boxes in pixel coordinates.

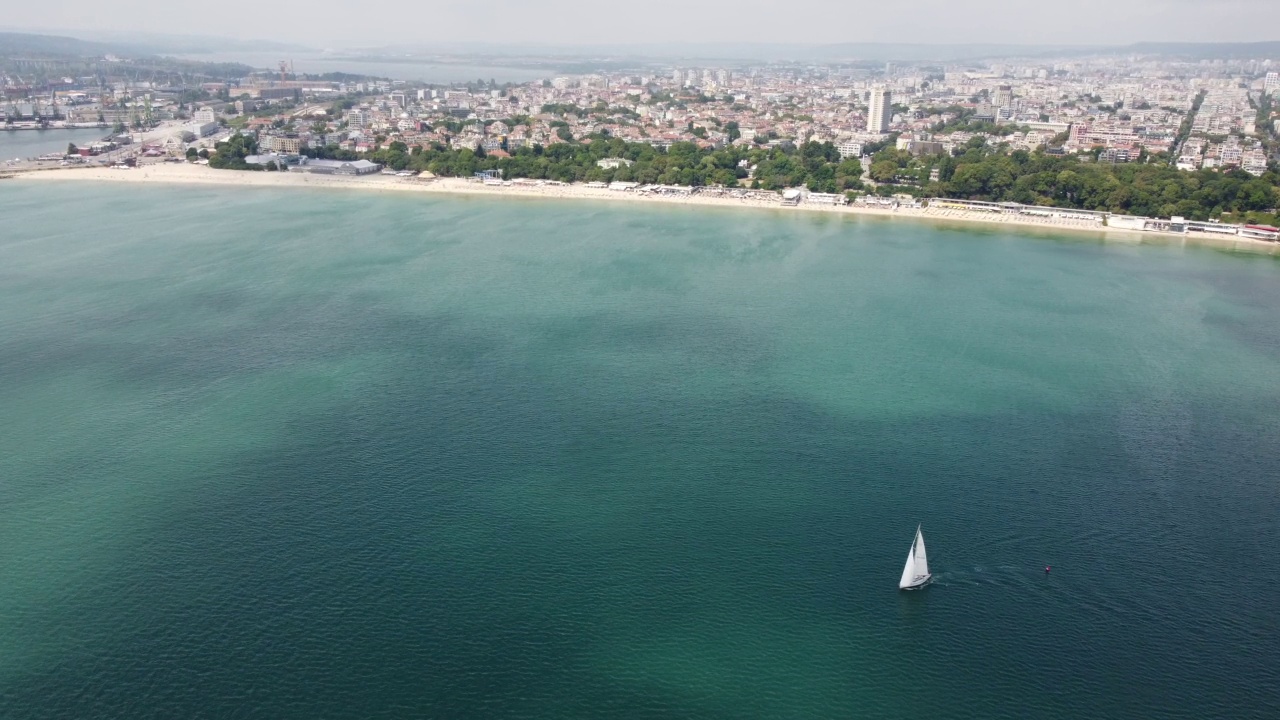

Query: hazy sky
[7,0,1280,48]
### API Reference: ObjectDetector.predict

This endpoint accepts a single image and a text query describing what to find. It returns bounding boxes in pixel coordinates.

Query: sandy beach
[10,163,1279,255]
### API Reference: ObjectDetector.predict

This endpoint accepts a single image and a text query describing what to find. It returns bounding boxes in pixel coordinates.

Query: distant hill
[794,41,1280,62]
[0,30,311,59]
[1124,41,1280,60]
[5,31,1278,67]
[369,40,1280,64]
[367,41,1081,63]
[80,31,313,55]
[0,32,257,79]
[0,32,119,57]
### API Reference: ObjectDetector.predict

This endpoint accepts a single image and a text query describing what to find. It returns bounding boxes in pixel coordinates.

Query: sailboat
[898,525,932,590]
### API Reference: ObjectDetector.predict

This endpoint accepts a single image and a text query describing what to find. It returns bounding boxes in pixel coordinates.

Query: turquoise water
[1,183,1278,718]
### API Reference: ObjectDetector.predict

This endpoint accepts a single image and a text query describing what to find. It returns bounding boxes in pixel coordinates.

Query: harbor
[0,127,115,160]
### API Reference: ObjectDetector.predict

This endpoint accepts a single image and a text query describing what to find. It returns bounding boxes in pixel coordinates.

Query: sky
[6,0,1280,49]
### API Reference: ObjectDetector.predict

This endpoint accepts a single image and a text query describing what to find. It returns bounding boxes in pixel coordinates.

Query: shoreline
[11,164,1280,256]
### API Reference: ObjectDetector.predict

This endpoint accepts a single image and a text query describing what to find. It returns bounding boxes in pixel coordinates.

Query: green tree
[870,160,899,183]
[206,133,259,170]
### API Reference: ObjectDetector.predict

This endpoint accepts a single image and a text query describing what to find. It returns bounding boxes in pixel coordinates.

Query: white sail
[898,537,917,589]
[899,525,931,589]
[913,527,929,577]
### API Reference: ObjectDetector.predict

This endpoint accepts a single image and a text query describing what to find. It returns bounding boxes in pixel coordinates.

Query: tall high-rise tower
[993,84,1014,109]
[867,87,892,134]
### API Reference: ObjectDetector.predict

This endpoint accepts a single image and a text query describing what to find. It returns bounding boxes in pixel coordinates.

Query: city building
[867,87,892,134]
[993,85,1014,109]
[259,135,304,154]
[896,138,945,157]
[836,139,863,159]
[250,87,301,101]
[346,109,368,129]
[187,121,219,138]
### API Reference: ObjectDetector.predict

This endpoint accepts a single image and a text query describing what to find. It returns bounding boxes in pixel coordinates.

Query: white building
[1241,149,1268,176]
[187,121,219,138]
[290,158,382,175]
[1265,72,1280,96]
[193,107,216,125]
[867,87,892,134]
[836,139,863,159]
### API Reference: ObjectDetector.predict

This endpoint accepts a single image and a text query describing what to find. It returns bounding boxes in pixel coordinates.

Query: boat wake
[928,566,1052,588]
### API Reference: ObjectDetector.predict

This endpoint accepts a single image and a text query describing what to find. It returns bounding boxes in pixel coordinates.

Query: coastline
[12,163,1280,256]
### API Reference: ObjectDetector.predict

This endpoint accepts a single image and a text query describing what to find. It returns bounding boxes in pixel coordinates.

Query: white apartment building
[836,139,863,159]
[1241,149,1268,176]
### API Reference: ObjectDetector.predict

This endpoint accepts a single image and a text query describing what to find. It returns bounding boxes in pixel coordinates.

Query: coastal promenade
[13,163,1280,255]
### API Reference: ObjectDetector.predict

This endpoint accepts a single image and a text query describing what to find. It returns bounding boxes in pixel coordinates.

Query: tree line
[334,136,865,192]
[867,138,1279,223]
[217,123,1279,223]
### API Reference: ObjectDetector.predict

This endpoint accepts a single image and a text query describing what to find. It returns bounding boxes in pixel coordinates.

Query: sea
[0,128,110,161]
[1,182,1278,719]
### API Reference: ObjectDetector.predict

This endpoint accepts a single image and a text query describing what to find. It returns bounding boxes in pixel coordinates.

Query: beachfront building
[290,158,382,175]
[805,192,848,206]
[244,153,301,169]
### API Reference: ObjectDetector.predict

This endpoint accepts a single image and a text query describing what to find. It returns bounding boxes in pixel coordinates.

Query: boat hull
[899,574,932,590]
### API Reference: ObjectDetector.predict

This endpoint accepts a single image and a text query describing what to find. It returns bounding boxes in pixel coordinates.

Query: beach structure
[289,158,381,175]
